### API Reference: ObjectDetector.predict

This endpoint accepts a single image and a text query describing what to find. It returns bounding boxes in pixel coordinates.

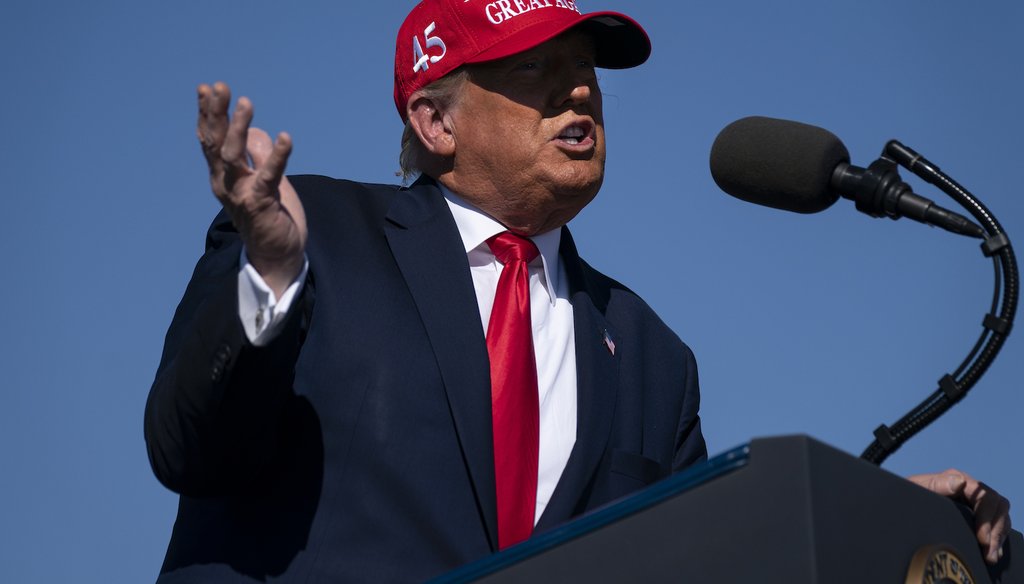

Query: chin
[558,173,604,203]
[548,179,602,227]
[553,157,604,193]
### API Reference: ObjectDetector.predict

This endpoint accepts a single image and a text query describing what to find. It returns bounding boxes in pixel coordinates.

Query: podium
[435,435,1022,583]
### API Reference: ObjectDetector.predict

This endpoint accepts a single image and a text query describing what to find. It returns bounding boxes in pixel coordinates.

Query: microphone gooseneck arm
[860,141,1019,465]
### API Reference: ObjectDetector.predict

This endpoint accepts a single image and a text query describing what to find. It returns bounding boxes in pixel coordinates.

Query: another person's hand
[908,469,1011,564]
[197,82,307,298]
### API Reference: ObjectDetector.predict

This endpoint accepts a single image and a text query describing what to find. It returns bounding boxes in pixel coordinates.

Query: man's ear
[407,95,456,157]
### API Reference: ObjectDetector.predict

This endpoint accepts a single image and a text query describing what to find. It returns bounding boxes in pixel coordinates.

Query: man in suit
[146,1,1009,581]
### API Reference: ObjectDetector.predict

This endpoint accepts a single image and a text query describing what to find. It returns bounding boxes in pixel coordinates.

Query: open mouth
[555,120,595,146]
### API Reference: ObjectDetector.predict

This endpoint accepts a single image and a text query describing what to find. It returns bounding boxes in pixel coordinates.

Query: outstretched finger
[246,127,274,167]
[221,97,254,170]
[197,82,232,165]
[254,131,293,193]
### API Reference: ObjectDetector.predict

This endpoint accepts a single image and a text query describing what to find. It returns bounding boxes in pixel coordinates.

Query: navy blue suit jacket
[145,176,706,582]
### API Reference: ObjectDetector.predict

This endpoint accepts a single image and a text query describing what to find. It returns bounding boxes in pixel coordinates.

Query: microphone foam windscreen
[709,116,850,214]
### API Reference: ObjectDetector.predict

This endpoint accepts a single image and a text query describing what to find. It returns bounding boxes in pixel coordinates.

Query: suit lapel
[535,228,621,531]
[384,193,619,540]
[383,179,498,551]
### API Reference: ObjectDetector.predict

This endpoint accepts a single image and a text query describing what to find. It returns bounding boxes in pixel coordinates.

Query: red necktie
[486,232,540,549]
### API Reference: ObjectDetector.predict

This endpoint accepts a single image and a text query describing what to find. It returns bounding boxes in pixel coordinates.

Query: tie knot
[487,232,539,265]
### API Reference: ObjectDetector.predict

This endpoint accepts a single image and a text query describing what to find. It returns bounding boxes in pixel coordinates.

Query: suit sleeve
[672,344,708,472]
[144,210,309,497]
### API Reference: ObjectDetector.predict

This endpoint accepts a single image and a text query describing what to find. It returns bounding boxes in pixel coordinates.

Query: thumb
[943,474,967,497]
[246,127,274,167]
[909,471,966,498]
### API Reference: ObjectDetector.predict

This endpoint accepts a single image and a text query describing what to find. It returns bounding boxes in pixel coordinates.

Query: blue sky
[1,1,1021,581]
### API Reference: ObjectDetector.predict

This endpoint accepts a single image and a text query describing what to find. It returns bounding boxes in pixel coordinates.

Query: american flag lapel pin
[602,329,616,356]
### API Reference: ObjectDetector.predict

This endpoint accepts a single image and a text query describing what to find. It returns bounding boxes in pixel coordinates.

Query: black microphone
[709,116,986,238]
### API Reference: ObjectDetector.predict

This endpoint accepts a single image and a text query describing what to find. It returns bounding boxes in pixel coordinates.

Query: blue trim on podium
[432,443,752,583]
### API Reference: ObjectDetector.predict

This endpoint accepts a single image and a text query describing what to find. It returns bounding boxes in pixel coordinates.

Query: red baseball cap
[393,0,650,121]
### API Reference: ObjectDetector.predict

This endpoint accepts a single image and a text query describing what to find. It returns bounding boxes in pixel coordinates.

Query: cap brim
[466,11,650,69]
[579,13,651,69]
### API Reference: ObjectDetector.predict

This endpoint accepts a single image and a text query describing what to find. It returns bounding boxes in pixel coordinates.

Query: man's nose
[565,82,591,105]
[553,73,593,109]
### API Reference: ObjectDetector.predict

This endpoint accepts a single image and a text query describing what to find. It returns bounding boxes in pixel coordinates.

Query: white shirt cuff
[237,248,309,346]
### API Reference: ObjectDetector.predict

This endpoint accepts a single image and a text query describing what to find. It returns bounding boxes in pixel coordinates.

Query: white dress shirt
[237,184,578,524]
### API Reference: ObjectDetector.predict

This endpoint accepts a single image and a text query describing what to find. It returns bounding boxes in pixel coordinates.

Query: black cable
[952,259,1003,379]
[860,143,1018,464]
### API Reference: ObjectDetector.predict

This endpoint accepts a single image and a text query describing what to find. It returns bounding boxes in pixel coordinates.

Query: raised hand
[197,82,307,298]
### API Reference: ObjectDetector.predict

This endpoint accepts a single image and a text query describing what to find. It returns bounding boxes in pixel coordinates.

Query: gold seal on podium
[905,545,976,584]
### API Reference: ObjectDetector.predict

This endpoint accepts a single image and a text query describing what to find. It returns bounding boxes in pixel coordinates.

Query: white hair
[398,69,470,182]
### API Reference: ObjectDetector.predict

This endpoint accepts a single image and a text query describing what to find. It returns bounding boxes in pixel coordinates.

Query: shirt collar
[440,183,561,306]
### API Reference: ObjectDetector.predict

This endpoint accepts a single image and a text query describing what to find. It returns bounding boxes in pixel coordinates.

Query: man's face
[443,31,605,235]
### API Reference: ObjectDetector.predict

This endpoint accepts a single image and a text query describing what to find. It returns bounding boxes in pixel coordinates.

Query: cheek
[492,122,543,167]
